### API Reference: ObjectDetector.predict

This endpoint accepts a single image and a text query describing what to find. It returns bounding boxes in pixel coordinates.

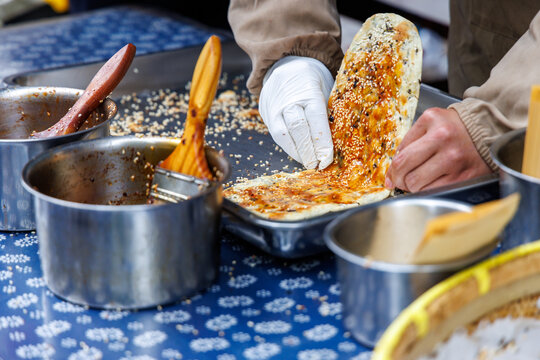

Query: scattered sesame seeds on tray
[109,72,303,188]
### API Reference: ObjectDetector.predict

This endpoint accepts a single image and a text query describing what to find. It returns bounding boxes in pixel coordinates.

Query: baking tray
[4,40,499,258]
[219,76,499,258]
[224,174,499,258]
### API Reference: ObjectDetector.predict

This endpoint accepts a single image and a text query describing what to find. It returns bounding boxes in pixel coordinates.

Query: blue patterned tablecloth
[0,6,223,82]
[0,6,372,360]
[0,231,371,360]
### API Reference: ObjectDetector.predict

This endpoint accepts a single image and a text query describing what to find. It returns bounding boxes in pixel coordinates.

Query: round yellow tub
[373,240,540,359]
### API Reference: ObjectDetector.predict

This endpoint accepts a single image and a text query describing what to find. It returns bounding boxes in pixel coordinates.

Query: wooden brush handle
[522,85,540,178]
[160,36,222,179]
[31,43,136,138]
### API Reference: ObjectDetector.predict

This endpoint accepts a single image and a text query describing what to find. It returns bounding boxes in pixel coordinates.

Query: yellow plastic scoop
[412,193,520,264]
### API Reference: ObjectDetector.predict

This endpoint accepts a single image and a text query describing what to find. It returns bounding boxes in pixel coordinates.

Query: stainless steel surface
[491,128,538,251]
[222,175,499,259]
[324,197,496,347]
[21,136,230,309]
[4,43,499,258]
[151,167,210,203]
[0,86,114,231]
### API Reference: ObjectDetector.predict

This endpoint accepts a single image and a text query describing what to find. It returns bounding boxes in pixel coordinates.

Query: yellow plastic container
[373,240,540,360]
[43,0,68,13]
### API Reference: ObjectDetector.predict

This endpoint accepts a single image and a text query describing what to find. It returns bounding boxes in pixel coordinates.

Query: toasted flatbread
[329,13,422,188]
[225,13,422,220]
[225,170,391,221]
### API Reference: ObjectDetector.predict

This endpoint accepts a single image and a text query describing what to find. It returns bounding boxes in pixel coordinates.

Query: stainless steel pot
[0,86,114,231]
[491,128,538,251]
[324,197,496,347]
[21,136,230,309]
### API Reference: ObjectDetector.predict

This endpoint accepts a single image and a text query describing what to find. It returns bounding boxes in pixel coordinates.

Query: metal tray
[5,40,499,258]
[222,166,499,259]
[219,74,499,258]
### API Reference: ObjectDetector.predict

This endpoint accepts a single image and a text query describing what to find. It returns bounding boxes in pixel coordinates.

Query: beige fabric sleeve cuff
[449,99,499,171]
[447,11,540,172]
[228,0,343,95]
[244,35,343,95]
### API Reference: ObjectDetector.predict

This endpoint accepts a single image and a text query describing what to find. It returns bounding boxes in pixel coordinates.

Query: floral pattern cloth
[0,232,372,359]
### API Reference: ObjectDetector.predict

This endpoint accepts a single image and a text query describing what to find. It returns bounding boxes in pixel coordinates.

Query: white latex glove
[259,56,334,170]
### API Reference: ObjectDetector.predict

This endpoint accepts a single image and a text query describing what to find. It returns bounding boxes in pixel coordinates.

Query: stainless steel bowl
[21,136,230,309]
[324,197,496,347]
[491,128,538,251]
[0,86,114,231]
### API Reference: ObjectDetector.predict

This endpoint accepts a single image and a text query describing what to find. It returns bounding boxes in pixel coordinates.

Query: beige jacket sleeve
[228,0,343,95]
[450,10,540,171]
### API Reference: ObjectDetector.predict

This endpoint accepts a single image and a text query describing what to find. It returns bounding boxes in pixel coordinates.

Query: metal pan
[324,196,497,347]
[491,128,540,251]
[21,136,230,309]
[220,83,500,258]
[0,86,115,231]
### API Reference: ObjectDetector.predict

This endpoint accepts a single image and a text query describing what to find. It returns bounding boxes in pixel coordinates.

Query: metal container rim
[323,196,492,273]
[373,239,540,359]
[0,85,114,143]
[21,135,230,211]
[490,127,540,185]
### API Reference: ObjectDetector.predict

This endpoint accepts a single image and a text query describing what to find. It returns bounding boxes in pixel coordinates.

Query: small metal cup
[0,86,114,231]
[324,197,495,347]
[491,128,540,251]
[22,136,230,309]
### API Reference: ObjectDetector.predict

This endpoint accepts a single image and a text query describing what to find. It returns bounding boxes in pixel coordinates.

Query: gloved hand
[259,56,335,170]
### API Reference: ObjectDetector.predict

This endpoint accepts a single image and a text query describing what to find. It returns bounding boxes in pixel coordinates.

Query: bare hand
[385,107,492,192]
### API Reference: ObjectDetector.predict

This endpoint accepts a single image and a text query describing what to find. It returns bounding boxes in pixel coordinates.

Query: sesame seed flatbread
[225,13,422,220]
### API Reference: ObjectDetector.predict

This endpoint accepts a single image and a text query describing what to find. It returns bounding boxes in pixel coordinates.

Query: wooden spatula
[149,36,221,203]
[412,193,520,264]
[157,35,222,180]
[31,43,136,138]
